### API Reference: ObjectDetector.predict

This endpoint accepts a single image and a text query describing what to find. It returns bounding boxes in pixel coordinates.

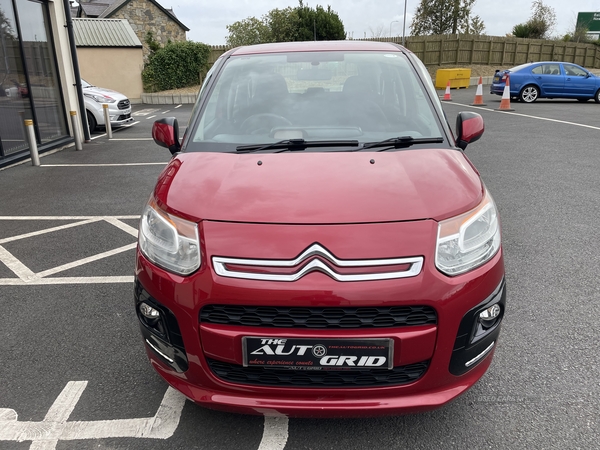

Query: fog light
[140,302,160,319]
[479,303,501,327]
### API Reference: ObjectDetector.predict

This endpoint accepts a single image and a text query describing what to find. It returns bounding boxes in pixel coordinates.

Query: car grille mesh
[117,99,130,110]
[207,358,429,387]
[200,305,437,328]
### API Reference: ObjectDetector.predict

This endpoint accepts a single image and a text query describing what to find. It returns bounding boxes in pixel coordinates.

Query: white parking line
[0,382,186,448]
[0,218,102,244]
[0,245,38,282]
[37,243,136,278]
[147,115,157,120]
[0,216,140,286]
[0,216,140,220]
[258,416,289,450]
[162,110,170,114]
[0,276,134,285]
[447,101,600,131]
[174,105,182,108]
[103,217,139,237]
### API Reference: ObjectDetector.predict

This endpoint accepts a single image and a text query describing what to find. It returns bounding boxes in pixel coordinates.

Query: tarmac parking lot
[1,92,599,449]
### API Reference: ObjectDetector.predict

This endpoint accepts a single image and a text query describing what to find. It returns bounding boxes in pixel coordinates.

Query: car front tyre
[520,85,539,103]
[594,89,600,104]
[87,111,97,133]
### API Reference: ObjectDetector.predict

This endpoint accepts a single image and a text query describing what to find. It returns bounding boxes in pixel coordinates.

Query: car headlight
[84,93,116,103]
[139,199,200,275]
[435,189,501,276]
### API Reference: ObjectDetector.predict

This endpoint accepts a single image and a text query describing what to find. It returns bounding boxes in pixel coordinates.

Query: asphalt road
[0,92,599,449]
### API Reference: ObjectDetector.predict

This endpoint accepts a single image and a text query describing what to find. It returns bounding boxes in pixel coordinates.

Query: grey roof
[99,0,189,32]
[73,18,142,47]
[80,2,112,17]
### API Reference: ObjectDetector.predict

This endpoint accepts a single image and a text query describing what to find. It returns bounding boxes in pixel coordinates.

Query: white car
[82,79,133,132]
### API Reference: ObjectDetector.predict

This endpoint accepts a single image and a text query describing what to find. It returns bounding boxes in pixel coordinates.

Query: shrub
[142,41,211,92]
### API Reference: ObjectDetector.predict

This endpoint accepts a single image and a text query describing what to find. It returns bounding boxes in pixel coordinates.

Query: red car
[136,40,505,417]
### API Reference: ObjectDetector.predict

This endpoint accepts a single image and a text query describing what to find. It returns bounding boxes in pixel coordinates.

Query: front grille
[200,305,437,329]
[117,99,130,110]
[207,358,429,387]
[117,113,131,121]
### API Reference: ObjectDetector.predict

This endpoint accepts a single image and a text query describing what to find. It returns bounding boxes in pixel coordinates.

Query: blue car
[490,62,600,103]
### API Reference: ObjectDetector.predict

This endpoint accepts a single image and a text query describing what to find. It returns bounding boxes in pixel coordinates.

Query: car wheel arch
[519,84,540,103]
[86,110,97,133]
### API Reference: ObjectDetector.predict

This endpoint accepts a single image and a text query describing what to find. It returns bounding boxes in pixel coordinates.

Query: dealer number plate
[242,337,393,370]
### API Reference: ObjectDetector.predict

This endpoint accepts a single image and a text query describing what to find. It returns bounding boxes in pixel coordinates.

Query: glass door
[0,0,32,156]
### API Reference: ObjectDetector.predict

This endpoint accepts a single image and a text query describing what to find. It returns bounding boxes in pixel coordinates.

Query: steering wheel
[240,113,292,135]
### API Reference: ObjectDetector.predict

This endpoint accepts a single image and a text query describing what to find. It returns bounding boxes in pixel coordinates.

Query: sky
[163,0,600,45]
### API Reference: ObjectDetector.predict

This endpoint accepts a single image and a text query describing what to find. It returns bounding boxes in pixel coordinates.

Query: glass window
[190,51,442,151]
[564,64,588,77]
[16,0,68,144]
[0,0,32,156]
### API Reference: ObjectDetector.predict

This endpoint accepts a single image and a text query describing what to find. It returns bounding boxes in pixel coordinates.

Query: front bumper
[134,220,505,417]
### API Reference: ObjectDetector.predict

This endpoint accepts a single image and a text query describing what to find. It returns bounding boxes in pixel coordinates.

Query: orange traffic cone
[496,74,514,111]
[442,80,452,101]
[471,76,487,106]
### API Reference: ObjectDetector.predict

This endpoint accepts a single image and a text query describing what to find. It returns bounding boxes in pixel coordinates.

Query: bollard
[24,119,40,166]
[102,103,112,139]
[70,111,83,151]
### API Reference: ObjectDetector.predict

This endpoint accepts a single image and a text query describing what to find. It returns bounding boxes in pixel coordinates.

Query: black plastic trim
[207,358,430,387]
[134,280,188,372]
[200,304,437,329]
[449,278,506,376]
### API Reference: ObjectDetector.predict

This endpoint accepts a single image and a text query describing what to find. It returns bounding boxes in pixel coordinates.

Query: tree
[410,0,485,36]
[511,0,557,39]
[225,1,345,46]
[295,2,345,41]
[226,16,271,47]
[266,7,300,43]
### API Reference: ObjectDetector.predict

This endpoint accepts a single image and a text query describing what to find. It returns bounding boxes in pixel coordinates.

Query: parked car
[135,40,505,417]
[491,61,600,103]
[82,79,132,132]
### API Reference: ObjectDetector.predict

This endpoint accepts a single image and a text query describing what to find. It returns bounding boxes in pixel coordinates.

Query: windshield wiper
[236,139,359,153]
[361,136,444,151]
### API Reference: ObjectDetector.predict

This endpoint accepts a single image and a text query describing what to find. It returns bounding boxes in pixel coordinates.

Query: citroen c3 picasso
[135,40,505,417]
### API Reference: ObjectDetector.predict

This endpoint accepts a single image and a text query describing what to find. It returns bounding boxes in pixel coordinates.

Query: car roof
[230,40,405,56]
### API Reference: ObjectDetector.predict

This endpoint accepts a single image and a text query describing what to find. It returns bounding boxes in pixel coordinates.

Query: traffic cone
[471,76,487,106]
[495,74,514,111]
[442,80,452,101]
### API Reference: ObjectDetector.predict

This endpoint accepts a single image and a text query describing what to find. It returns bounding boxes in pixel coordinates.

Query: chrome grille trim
[212,244,423,282]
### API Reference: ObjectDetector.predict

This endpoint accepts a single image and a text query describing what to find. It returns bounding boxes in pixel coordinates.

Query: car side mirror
[456,111,484,150]
[152,117,181,155]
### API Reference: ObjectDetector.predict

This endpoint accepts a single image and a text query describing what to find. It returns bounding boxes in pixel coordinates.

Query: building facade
[75,0,188,59]
[0,0,80,168]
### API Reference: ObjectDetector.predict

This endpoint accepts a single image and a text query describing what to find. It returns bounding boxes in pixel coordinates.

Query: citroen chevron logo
[212,243,423,283]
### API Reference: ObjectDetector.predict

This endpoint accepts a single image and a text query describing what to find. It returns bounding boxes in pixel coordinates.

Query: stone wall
[109,0,186,59]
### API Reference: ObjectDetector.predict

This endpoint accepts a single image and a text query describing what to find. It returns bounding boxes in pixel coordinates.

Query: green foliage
[144,31,161,56]
[512,1,556,39]
[225,16,271,47]
[225,1,345,46]
[142,41,211,92]
[266,7,300,42]
[295,2,345,41]
[411,0,485,36]
[563,26,597,44]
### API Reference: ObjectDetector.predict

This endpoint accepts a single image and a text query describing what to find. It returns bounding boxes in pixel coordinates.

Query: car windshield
[188,51,444,152]
[81,79,93,88]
